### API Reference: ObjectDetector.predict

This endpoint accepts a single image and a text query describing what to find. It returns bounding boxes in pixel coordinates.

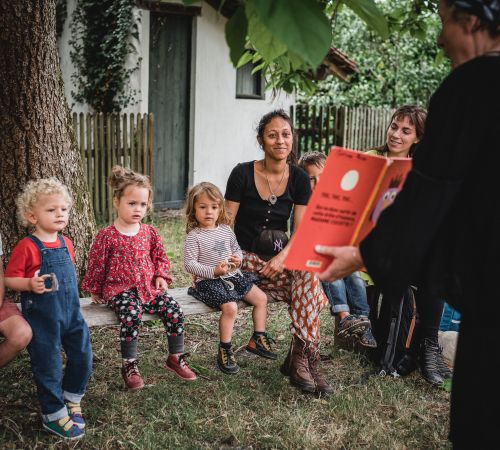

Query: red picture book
[284,147,412,272]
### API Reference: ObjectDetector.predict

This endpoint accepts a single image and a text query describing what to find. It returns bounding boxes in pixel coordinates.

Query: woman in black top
[316,1,500,447]
[225,110,331,395]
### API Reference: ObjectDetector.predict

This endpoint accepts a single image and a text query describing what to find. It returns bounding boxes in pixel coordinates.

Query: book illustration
[369,173,405,223]
[340,169,360,191]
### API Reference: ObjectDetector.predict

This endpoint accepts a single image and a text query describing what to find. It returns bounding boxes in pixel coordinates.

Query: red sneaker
[121,360,145,391]
[165,353,197,381]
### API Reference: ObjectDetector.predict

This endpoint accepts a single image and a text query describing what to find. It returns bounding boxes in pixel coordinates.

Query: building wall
[191,3,294,191]
[58,1,294,194]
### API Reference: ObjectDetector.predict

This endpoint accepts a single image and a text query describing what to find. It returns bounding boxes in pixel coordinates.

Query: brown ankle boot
[289,335,316,393]
[308,343,334,396]
[280,340,292,377]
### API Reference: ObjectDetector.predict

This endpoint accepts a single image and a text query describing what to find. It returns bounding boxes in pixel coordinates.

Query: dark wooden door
[149,13,192,208]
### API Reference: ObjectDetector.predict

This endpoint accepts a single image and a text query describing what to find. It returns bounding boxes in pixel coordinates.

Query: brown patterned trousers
[242,251,327,344]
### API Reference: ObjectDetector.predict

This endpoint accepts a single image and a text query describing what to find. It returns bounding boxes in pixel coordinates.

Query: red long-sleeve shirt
[82,224,171,303]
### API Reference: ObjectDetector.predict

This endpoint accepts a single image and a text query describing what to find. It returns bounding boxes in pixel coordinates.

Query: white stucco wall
[191,3,294,191]
[58,1,295,192]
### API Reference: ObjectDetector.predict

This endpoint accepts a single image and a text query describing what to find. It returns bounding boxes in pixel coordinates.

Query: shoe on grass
[420,337,444,386]
[337,314,370,337]
[358,328,377,348]
[217,345,240,375]
[65,401,85,429]
[43,416,84,440]
[246,333,278,360]
[122,359,145,391]
[165,353,197,381]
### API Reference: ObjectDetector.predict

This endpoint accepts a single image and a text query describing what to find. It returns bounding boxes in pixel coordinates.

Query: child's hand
[91,294,104,304]
[214,261,230,276]
[155,277,169,291]
[228,255,241,269]
[29,272,48,294]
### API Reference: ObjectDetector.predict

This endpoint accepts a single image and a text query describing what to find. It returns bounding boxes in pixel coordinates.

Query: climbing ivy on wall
[56,0,68,37]
[69,0,140,112]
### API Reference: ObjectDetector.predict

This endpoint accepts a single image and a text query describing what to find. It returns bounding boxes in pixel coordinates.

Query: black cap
[252,230,289,261]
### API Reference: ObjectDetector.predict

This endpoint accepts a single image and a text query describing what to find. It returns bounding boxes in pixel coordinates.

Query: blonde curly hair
[185,182,230,233]
[16,178,73,227]
[108,166,153,212]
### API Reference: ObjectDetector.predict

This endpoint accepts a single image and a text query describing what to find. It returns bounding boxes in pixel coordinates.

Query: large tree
[0,1,95,279]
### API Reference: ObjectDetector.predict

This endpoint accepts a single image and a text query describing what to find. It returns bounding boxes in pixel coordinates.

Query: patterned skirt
[188,271,260,309]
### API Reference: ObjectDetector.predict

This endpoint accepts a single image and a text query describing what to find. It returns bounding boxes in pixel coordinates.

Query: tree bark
[0,1,96,281]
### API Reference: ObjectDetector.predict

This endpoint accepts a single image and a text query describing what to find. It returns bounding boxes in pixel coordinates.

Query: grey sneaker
[358,328,377,348]
[337,314,370,337]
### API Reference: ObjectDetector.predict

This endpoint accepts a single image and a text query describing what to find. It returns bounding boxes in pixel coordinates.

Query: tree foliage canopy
[306,1,451,107]
[186,0,449,104]
[181,0,390,94]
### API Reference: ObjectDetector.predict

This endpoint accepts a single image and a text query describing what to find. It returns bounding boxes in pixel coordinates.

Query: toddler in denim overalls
[5,178,92,440]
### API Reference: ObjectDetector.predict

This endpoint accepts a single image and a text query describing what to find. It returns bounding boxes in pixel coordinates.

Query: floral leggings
[109,289,185,342]
[242,251,327,343]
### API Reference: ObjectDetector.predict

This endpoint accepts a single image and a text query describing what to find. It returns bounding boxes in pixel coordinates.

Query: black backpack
[367,285,420,377]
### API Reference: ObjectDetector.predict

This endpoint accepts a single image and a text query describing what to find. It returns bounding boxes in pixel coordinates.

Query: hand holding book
[315,245,363,281]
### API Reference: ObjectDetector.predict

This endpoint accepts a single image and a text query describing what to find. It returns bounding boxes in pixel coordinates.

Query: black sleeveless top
[225,161,311,252]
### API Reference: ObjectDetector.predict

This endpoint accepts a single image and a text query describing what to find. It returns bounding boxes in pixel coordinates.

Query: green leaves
[245,1,287,61]
[225,6,248,66]
[251,0,331,67]
[70,0,140,112]
[343,0,389,40]
[302,3,450,108]
[185,0,396,98]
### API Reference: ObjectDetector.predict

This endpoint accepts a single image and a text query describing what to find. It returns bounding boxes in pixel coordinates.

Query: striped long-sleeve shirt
[184,224,243,282]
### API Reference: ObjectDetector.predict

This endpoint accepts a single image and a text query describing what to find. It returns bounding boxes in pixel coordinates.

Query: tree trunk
[0,1,96,281]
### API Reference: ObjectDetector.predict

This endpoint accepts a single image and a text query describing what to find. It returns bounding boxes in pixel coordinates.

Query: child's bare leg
[219,302,238,343]
[0,315,32,368]
[243,285,267,332]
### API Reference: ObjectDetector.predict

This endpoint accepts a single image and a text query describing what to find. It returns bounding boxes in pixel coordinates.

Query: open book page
[284,147,411,273]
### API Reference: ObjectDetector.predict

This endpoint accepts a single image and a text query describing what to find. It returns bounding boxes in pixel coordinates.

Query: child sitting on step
[5,178,93,440]
[82,166,196,391]
[184,182,276,375]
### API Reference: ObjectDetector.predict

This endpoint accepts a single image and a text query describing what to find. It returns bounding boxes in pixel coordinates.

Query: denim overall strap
[21,234,92,421]
[27,233,66,252]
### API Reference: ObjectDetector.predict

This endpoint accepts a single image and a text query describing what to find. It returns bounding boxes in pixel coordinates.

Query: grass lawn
[0,217,451,449]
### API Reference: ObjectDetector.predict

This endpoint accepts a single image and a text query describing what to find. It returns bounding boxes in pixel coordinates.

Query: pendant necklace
[263,160,287,206]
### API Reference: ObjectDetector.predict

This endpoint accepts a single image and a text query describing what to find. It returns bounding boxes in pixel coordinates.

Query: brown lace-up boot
[289,335,316,393]
[308,343,334,396]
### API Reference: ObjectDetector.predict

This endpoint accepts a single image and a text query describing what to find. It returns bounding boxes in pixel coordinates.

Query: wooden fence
[292,105,395,155]
[72,112,154,222]
[74,107,394,219]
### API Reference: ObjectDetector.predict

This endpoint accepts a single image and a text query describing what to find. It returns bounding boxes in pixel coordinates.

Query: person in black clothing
[225,110,332,395]
[368,106,452,385]
[315,0,500,447]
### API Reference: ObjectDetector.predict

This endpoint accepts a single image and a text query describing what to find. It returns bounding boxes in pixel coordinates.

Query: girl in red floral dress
[82,166,196,391]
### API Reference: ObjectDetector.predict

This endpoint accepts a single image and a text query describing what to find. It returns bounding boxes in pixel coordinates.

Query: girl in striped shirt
[184,182,276,374]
